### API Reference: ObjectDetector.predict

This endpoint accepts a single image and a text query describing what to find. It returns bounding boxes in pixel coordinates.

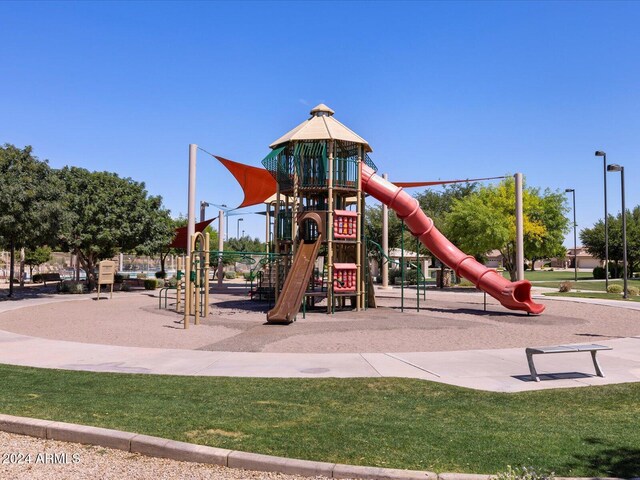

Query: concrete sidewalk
[0,328,638,392]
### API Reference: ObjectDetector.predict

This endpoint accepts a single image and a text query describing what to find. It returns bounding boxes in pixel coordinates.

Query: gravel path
[0,431,335,480]
[0,288,639,354]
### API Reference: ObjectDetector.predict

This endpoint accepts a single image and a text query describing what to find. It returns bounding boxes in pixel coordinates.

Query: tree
[581,207,640,276]
[525,190,570,270]
[225,235,264,253]
[365,182,478,276]
[24,246,52,279]
[56,166,172,289]
[445,177,569,281]
[0,144,65,296]
[133,209,177,276]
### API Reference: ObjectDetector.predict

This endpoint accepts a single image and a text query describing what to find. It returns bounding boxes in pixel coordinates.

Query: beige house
[485,247,602,270]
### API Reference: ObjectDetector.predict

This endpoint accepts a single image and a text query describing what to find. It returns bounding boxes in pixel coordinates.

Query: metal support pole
[572,191,577,282]
[187,144,197,259]
[621,167,628,299]
[183,255,190,329]
[356,147,363,311]
[217,210,224,287]
[416,236,419,312]
[515,173,525,281]
[327,140,334,314]
[204,231,210,317]
[401,219,405,313]
[603,154,609,289]
[382,173,389,288]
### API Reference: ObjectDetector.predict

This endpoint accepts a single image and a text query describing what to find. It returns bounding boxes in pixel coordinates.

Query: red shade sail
[169,219,214,249]
[214,156,278,208]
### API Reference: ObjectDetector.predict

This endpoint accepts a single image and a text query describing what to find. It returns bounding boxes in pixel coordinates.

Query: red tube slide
[361,165,545,314]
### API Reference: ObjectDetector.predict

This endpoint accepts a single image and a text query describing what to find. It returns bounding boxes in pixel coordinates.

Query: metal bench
[525,344,613,382]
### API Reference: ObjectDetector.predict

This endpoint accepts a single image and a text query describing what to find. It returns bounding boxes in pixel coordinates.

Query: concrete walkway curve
[1,291,640,392]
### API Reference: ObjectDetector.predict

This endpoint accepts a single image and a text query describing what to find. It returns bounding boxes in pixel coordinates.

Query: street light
[607,164,627,299]
[565,189,577,282]
[595,151,609,288]
[237,218,244,238]
[199,201,210,222]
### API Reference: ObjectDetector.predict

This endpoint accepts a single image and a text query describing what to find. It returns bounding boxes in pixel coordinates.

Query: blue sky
[2,1,639,245]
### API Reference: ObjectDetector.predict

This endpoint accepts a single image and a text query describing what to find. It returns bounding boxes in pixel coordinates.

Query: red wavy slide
[361,165,545,314]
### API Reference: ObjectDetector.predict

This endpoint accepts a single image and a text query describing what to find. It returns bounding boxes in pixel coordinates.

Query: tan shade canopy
[269,104,372,152]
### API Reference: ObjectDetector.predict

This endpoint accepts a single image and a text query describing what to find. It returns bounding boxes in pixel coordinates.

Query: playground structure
[261,104,374,323]
[180,104,545,325]
[182,231,210,329]
[253,104,545,322]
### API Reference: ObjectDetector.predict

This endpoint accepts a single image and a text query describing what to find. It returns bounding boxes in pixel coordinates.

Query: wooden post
[292,141,299,253]
[327,140,334,314]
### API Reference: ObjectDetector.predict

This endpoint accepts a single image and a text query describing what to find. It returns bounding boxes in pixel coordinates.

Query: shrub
[607,284,623,294]
[595,263,622,279]
[244,271,257,281]
[492,465,554,480]
[136,272,147,280]
[32,274,43,283]
[155,270,167,279]
[57,281,86,294]
[626,286,639,296]
[144,279,160,290]
[593,266,605,279]
[224,271,237,279]
[166,276,178,288]
[119,282,131,292]
[114,273,124,284]
[388,268,401,284]
[558,281,572,293]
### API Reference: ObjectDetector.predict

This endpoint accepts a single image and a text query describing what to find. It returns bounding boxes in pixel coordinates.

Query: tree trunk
[160,250,168,275]
[76,249,97,291]
[8,237,15,297]
[19,248,25,287]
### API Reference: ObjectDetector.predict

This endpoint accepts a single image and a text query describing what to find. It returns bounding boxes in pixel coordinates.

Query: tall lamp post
[595,151,609,288]
[607,164,627,299]
[565,189,577,282]
[200,201,210,222]
[237,218,244,239]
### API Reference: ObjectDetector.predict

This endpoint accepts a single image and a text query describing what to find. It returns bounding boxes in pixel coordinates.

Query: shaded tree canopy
[580,207,640,275]
[0,144,64,250]
[445,177,569,281]
[24,246,53,277]
[56,166,172,288]
[366,182,478,264]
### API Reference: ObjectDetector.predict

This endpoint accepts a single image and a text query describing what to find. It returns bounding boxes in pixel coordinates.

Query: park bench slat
[525,344,612,382]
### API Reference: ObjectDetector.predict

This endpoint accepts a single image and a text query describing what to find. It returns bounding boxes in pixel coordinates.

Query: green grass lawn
[534,279,640,292]
[502,270,594,282]
[543,291,640,302]
[1,364,639,477]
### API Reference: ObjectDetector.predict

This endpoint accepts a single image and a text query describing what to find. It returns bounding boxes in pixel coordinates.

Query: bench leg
[527,352,540,382]
[591,351,605,377]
